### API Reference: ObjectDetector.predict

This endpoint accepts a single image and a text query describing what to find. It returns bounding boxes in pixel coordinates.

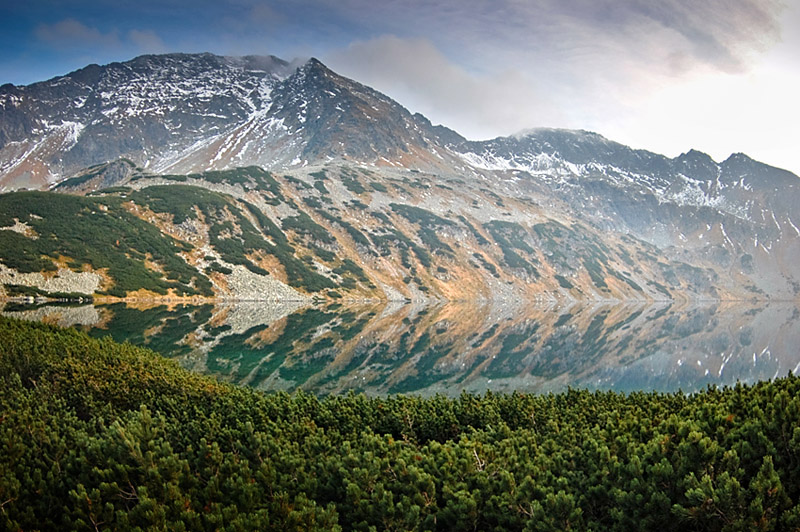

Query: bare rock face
[0,264,101,296]
[224,265,310,301]
[0,54,292,189]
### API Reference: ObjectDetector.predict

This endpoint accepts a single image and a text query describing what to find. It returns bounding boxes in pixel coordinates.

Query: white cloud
[322,1,799,174]
[316,0,784,74]
[598,0,800,174]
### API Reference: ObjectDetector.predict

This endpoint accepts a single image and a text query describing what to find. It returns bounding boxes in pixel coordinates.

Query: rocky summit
[0,53,798,301]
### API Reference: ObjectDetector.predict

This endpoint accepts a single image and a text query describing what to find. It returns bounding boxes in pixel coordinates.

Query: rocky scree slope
[0,162,795,301]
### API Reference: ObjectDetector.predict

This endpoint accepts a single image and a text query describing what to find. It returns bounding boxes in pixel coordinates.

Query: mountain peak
[512,128,607,141]
[723,152,753,164]
[263,54,452,166]
[682,148,713,158]
[677,149,716,165]
[298,57,333,76]
[224,54,291,73]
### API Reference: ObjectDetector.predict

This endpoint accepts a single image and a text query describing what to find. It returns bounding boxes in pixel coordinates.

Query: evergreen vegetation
[192,167,284,203]
[240,203,335,292]
[131,186,276,276]
[1,316,799,530]
[390,203,455,229]
[484,221,539,277]
[340,169,366,195]
[317,209,375,253]
[282,212,337,245]
[0,192,210,297]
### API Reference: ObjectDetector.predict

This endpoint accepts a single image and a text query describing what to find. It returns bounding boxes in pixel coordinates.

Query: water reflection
[4,300,799,396]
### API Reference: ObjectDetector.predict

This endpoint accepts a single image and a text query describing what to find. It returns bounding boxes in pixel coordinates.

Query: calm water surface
[4,300,799,396]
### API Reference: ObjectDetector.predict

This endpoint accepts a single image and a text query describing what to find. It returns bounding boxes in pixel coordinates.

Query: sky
[0,0,798,175]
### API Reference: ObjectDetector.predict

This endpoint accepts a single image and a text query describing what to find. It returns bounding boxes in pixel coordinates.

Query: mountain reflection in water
[4,300,799,396]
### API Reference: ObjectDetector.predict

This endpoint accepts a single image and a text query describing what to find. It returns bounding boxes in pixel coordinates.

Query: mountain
[0,53,289,189]
[0,53,798,301]
[0,53,460,190]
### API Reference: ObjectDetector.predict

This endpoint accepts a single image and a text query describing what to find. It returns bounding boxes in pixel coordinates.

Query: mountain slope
[457,128,800,297]
[0,53,461,190]
[0,53,798,300]
[1,162,795,302]
[0,53,291,189]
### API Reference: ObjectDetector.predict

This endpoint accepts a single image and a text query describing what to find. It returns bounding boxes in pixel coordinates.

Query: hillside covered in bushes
[1,315,799,531]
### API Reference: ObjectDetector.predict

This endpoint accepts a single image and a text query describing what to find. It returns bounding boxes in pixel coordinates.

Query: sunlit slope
[1,164,775,300]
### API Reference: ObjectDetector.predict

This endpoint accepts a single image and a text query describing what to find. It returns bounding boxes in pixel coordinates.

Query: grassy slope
[1,316,799,530]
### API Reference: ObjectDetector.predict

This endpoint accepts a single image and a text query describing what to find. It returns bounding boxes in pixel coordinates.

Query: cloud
[316,0,785,76]
[218,1,284,33]
[128,29,166,54]
[598,0,800,174]
[34,18,120,49]
[635,0,782,71]
[322,1,788,142]
[326,36,566,140]
[34,19,168,63]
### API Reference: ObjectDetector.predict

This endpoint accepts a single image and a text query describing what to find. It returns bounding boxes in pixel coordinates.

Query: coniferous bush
[1,315,799,531]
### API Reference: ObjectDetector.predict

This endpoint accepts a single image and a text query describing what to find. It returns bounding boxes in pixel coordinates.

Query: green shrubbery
[282,212,336,245]
[391,203,454,228]
[1,315,799,531]
[340,169,366,195]
[484,220,539,277]
[0,186,351,297]
[239,203,334,291]
[0,192,210,297]
[195,167,284,204]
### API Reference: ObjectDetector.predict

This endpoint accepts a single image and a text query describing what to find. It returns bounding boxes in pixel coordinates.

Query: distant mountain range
[0,52,798,301]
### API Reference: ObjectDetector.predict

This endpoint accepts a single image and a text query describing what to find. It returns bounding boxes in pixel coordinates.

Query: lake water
[3,300,799,396]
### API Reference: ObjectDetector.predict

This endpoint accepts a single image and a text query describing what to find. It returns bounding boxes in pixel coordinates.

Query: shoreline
[0,294,796,305]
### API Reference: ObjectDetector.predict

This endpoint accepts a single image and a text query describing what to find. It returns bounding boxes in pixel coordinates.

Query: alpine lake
[3,299,799,396]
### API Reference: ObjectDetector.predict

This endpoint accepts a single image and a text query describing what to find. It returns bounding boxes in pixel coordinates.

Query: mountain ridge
[0,52,798,302]
[5,52,796,191]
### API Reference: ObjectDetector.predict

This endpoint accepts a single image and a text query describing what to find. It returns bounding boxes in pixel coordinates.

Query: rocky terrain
[0,54,457,190]
[0,53,798,302]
